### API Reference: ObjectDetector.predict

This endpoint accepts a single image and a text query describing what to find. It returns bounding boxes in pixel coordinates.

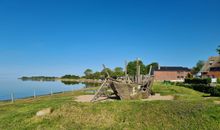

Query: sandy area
[75,93,174,102]
[75,95,108,102]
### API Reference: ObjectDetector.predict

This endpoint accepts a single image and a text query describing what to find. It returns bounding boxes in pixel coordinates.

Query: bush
[217,78,220,84]
[177,83,210,93]
[184,78,211,84]
[178,78,220,96]
[163,81,175,85]
[191,84,210,93]
[209,86,220,96]
[175,82,185,87]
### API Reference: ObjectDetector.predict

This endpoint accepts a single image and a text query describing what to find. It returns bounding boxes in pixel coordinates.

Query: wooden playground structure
[91,59,154,102]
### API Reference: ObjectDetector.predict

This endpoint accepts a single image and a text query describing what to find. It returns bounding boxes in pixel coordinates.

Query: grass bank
[0,83,220,130]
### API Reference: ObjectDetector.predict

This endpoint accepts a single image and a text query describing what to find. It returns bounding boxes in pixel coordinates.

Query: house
[154,66,191,82]
[200,56,220,78]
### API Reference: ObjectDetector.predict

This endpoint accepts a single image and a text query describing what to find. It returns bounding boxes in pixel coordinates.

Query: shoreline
[58,78,103,83]
[0,86,97,103]
[0,78,101,102]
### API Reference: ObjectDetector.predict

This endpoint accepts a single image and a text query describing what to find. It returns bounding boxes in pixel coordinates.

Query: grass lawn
[0,83,220,130]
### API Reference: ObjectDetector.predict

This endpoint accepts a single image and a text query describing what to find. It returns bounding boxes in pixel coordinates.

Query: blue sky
[0,0,220,77]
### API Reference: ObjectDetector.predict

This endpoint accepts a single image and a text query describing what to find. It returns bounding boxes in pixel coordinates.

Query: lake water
[0,77,87,101]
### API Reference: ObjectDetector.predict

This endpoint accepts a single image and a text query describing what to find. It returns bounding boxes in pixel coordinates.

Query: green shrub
[191,84,210,93]
[178,78,220,96]
[183,84,193,89]
[175,82,185,87]
[217,78,220,84]
[163,81,172,85]
[209,86,220,96]
[184,78,211,84]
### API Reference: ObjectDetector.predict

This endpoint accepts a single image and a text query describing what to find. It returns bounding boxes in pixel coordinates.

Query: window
[177,76,184,79]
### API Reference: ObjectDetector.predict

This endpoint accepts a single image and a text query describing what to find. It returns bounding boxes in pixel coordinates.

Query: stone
[36,108,52,117]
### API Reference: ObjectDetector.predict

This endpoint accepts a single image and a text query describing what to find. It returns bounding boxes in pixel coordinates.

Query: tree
[61,75,80,79]
[191,60,205,75]
[112,67,124,78]
[84,69,93,76]
[92,72,103,79]
[101,68,113,78]
[217,45,220,55]
[145,62,159,74]
[127,60,147,76]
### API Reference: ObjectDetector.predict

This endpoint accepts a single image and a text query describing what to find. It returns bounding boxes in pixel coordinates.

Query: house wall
[203,71,220,78]
[154,71,189,81]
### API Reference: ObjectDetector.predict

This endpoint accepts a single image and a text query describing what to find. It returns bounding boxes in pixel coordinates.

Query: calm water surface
[0,77,85,101]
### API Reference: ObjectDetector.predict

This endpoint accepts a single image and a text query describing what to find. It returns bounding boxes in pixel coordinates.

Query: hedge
[163,78,220,97]
[175,82,220,97]
[209,86,220,96]
[217,78,220,84]
[176,83,210,93]
[184,78,211,84]
[191,84,211,93]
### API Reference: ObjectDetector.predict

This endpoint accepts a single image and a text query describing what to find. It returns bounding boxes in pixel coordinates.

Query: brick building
[200,56,220,78]
[154,66,191,82]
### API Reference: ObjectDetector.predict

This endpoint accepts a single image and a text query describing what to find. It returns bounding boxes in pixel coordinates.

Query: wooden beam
[125,60,128,80]
[91,79,107,102]
[102,64,110,78]
[136,58,141,83]
[148,65,152,76]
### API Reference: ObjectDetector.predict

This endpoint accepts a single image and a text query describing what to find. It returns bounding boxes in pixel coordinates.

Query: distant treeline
[20,76,58,81]
[21,60,159,81]
[61,75,80,79]
[82,60,158,80]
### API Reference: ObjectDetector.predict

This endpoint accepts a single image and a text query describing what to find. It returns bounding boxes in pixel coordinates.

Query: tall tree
[101,68,113,77]
[127,60,147,76]
[112,67,124,78]
[84,69,93,76]
[92,72,103,79]
[191,60,205,75]
[145,62,159,74]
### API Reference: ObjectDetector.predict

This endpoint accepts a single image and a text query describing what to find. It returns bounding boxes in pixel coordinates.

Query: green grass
[0,83,220,130]
[152,82,210,100]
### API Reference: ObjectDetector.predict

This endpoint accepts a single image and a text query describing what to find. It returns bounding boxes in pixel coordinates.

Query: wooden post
[11,93,14,103]
[50,88,53,96]
[34,89,36,98]
[136,58,141,84]
[125,60,128,81]
[138,65,141,83]
[148,65,153,76]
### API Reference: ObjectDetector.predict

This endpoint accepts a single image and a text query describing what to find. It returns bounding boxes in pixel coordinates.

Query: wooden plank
[91,79,107,102]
